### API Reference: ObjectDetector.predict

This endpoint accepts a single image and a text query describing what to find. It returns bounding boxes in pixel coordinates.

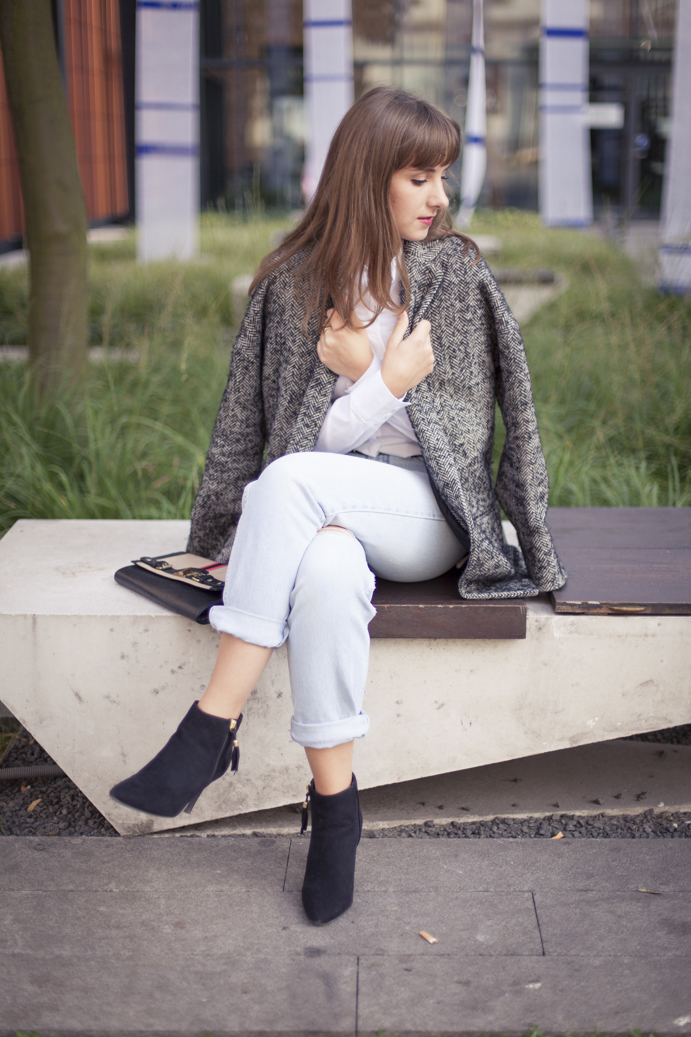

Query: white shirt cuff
[346,369,409,425]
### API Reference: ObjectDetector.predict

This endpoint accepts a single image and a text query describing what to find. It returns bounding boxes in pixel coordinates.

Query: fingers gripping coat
[187,236,567,600]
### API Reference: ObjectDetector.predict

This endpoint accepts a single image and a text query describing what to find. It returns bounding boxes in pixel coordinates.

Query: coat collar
[401,237,448,319]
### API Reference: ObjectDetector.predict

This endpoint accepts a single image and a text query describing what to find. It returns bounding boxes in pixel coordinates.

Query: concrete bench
[0,512,689,837]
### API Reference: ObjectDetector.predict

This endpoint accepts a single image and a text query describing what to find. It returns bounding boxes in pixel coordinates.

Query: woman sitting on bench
[110,87,565,925]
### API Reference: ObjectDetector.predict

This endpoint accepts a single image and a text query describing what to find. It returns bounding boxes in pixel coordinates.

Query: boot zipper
[229,718,240,772]
[300,782,311,834]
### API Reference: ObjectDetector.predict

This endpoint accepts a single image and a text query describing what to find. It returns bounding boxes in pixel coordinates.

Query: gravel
[624,723,691,745]
[0,725,118,837]
[365,810,691,839]
[2,722,690,839]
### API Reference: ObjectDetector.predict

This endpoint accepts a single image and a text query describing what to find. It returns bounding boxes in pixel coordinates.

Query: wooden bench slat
[547,506,691,549]
[551,548,691,615]
[548,508,691,615]
[371,568,527,638]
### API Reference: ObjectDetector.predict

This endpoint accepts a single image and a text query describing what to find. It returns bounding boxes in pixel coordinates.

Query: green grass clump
[470,210,690,507]
[0,214,288,533]
[0,210,689,539]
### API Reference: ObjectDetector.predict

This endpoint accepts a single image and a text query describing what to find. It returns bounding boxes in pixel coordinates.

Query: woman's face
[389,165,450,240]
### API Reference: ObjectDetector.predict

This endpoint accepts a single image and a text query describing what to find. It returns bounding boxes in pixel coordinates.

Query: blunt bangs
[393,107,460,173]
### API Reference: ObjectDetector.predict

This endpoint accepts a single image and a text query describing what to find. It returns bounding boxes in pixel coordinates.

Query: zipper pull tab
[229,718,240,772]
[300,782,312,834]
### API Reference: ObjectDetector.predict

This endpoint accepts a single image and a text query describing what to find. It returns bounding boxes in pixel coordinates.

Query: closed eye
[411,175,450,185]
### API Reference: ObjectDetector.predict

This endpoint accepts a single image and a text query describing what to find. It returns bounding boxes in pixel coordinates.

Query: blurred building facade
[0,0,679,249]
[202,0,677,219]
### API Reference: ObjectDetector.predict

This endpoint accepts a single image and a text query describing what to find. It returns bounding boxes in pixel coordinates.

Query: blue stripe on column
[465,135,486,145]
[539,83,587,90]
[138,1,199,8]
[302,18,350,27]
[303,19,352,28]
[660,244,691,255]
[136,143,199,157]
[136,102,199,110]
[659,281,691,294]
[543,26,588,37]
[471,45,485,55]
[540,104,585,113]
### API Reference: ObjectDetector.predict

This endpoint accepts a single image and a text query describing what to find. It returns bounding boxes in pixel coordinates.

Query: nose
[428,177,449,210]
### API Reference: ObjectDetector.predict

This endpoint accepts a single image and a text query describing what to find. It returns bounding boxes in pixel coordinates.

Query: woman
[111,87,566,925]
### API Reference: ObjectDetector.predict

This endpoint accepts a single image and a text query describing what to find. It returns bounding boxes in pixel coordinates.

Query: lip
[418,216,435,225]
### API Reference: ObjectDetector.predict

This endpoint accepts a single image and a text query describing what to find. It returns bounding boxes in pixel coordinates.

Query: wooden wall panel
[0,0,129,245]
[64,0,129,222]
[0,47,24,242]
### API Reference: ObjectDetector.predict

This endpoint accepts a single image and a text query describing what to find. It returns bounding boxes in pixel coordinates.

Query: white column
[302,0,354,201]
[457,0,486,228]
[539,0,592,227]
[659,0,691,293]
[136,0,199,262]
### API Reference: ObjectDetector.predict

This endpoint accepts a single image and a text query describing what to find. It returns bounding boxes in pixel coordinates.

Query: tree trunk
[0,0,88,396]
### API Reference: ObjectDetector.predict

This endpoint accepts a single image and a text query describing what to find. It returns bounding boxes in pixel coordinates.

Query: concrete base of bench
[1,519,689,837]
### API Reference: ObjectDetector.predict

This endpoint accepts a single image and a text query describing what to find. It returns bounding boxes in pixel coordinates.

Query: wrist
[350,359,373,382]
[344,354,376,384]
[381,368,409,399]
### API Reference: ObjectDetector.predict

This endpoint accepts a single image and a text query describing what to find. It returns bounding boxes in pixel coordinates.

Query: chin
[402,227,430,241]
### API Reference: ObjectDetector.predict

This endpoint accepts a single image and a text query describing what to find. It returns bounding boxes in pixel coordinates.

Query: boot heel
[184,791,202,814]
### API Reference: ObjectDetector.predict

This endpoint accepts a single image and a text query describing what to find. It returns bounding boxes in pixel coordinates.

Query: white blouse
[313,264,422,458]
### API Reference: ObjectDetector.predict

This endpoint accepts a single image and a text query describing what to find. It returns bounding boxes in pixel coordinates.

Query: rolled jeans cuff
[290,710,370,749]
[208,604,288,648]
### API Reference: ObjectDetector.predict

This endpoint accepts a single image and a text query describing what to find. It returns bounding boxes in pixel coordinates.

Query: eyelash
[411,176,449,185]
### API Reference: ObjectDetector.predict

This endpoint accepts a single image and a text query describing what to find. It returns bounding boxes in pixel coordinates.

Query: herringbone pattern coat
[188,235,566,599]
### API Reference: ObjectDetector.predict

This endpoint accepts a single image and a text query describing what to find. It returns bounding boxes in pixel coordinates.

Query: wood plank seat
[371,568,526,639]
[547,507,691,615]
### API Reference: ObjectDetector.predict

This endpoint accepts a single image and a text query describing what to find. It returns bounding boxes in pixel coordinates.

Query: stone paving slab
[0,950,358,1036]
[357,955,691,1036]
[0,834,291,891]
[1,837,690,1036]
[286,835,691,892]
[535,890,691,957]
[1,889,541,959]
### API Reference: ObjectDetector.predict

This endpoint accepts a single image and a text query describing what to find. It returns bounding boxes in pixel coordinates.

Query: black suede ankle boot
[301,775,362,925]
[109,702,241,817]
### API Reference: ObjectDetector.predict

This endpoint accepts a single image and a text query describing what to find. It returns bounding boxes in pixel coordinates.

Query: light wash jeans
[209,451,465,748]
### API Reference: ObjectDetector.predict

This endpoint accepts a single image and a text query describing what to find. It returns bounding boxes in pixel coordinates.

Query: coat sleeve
[479,263,567,592]
[187,280,269,562]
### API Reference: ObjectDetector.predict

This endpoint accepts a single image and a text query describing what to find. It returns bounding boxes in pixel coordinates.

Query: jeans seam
[324,507,447,521]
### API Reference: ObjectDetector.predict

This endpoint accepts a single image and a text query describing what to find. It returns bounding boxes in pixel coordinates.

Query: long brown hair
[250,87,475,328]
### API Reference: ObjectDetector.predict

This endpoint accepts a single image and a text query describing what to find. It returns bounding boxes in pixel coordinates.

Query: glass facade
[200,0,677,218]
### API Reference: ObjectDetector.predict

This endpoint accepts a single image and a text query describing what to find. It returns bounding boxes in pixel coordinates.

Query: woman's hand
[317,308,373,382]
[381,312,434,398]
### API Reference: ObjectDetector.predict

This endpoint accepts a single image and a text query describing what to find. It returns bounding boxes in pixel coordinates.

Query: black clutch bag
[114,552,226,625]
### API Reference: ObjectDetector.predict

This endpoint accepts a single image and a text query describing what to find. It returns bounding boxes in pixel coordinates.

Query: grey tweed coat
[188,235,567,599]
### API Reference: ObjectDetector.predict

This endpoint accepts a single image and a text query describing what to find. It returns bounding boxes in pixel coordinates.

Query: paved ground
[2,836,689,1036]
